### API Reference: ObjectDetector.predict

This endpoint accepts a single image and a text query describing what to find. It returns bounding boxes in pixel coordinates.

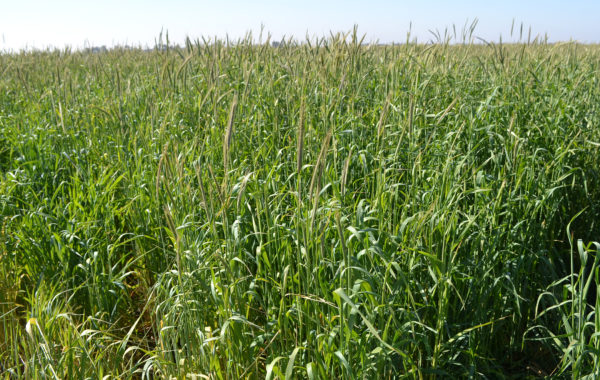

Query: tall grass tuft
[0,32,599,378]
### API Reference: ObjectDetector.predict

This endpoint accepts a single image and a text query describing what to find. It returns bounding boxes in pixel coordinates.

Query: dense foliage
[1,34,600,378]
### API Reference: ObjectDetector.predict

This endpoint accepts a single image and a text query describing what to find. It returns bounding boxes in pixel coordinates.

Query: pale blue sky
[1,0,599,50]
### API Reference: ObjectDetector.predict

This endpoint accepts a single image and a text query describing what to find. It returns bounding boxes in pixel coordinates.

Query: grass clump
[1,32,599,378]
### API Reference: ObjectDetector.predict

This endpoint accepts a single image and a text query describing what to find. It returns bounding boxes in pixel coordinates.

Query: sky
[1,0,599,51]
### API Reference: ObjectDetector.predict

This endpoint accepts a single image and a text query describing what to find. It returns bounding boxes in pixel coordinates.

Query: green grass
[1,32,600,378]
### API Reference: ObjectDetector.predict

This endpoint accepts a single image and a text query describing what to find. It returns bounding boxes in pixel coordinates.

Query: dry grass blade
[309,130,333,201]
[58,101,66,134]
[223,93,238,175]
[436,97,459,124]
[156,142,170,200]
[296,97,306,177]
[376,91,392,140]
[340,147,353,196]
[408,94,414,138]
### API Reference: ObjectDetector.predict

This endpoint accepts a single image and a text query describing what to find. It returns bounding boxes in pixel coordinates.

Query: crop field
[1,33,600,378]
